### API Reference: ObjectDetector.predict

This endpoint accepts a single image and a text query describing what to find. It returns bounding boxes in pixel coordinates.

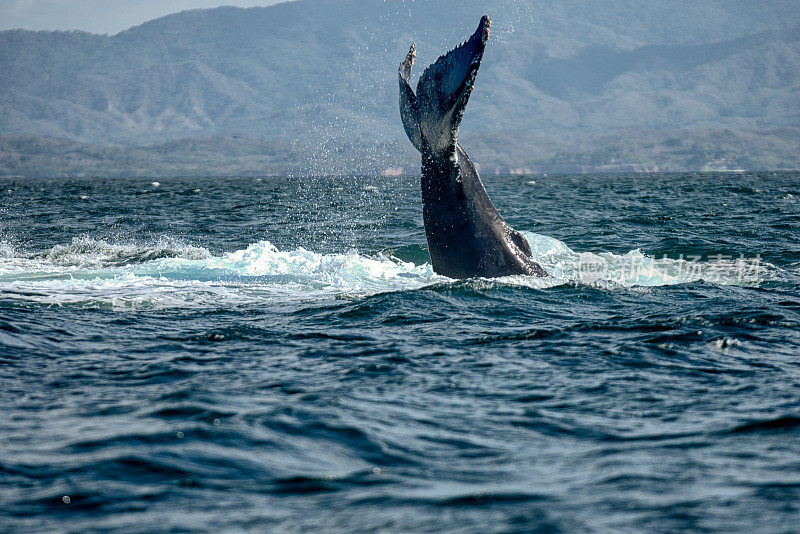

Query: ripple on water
[1,174,799,532]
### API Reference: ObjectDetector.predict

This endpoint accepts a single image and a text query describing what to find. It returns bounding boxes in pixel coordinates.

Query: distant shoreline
[1,128,798,178]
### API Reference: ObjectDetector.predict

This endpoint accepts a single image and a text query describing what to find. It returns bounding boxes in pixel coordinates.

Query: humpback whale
[399,16,547,279]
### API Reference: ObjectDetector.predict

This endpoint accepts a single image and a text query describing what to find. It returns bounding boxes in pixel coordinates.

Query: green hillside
[0,0,798,174]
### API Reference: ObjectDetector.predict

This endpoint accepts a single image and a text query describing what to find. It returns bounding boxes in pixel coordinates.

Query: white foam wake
[0,238,441,308]
[0,234,766,309]
[520,232,766,289]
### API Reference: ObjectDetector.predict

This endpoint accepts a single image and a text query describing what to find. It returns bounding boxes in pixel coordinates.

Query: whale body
[398,16,547,279]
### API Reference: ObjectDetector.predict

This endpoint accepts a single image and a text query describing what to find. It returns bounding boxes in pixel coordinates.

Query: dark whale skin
[399,16,547,279]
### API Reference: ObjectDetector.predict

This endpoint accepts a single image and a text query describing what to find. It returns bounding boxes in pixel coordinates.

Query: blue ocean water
[1,172,799,532]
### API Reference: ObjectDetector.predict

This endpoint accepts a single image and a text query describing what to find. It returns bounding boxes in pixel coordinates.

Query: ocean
[1,172,799,532]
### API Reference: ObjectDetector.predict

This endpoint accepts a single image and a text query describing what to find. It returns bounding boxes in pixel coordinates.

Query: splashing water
[0,232,767,309]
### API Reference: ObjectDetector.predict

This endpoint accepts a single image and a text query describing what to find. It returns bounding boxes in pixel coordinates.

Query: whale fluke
[398,16,547,279]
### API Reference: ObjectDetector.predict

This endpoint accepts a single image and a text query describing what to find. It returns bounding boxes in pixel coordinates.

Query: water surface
[1,172,799,532]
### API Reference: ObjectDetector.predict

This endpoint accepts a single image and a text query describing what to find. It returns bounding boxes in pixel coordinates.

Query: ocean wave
[520,232,766,289]
[0,234,772,308]
[0,237,441,308]
[43,236,211,267]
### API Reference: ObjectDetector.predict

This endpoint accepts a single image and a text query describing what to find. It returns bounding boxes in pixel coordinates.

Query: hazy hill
[1,0,799,147]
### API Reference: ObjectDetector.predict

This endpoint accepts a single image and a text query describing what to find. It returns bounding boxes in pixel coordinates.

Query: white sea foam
[0,238,440,308]
[0,234,768,309]
[520,232,765,289]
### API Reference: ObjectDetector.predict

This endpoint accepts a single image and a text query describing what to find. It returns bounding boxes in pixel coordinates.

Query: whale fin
[508,227,533,257]
[415,15,490,155]
[399,43,423,152]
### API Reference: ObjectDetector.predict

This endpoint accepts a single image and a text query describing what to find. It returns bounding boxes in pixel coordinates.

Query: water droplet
[62,496,71,504]
[371,467,382,475]
[213,419,221,426]
[176,431,184,439]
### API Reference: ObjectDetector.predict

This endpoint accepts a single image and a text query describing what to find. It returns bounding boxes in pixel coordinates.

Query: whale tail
[399,15,491,156]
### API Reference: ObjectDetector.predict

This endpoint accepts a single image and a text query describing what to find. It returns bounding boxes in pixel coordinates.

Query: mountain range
[1,0,799,174]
